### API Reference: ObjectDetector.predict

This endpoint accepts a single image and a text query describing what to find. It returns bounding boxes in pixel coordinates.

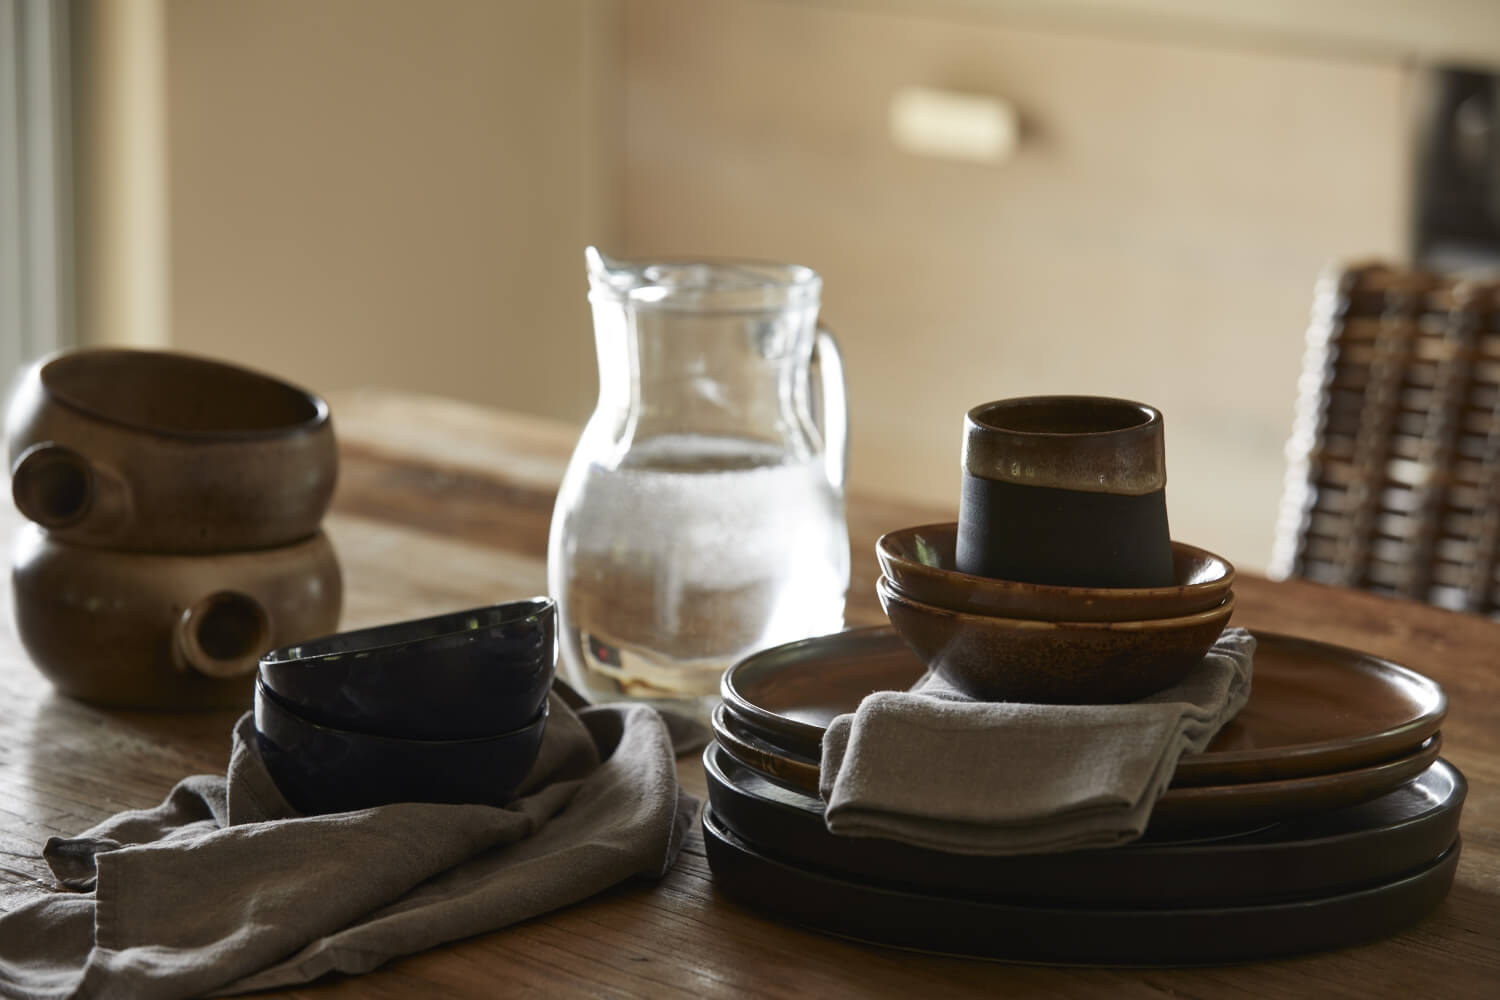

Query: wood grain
[1,390,1496,998]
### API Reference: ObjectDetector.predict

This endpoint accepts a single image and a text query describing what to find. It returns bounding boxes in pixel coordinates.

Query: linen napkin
[0,691,707,1000]
[819,627,1255,855]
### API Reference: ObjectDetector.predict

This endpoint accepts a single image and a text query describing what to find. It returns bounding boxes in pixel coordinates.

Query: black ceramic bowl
[254,677,548,814]
[257,598,555,740]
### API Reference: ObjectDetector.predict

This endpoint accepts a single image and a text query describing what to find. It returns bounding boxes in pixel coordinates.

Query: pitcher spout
[585,246,638,295]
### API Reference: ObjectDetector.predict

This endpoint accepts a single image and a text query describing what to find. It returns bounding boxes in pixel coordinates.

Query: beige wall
[115,0,1410,573]
[163,0,618,422]
[72,0,170,350]
[620,0,1408,571]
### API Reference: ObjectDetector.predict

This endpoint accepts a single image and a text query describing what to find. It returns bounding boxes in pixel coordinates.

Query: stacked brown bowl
[6,349,343,709]
[875,522,1235,703]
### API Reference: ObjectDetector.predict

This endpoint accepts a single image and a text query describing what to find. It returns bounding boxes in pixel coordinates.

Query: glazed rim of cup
[962,395,1166,495]
[40,349,329,441]
[877,524,1234,595]
[876,575,1235,631]
[260,597,554,665]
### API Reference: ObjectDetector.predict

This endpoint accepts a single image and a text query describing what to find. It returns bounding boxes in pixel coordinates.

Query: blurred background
[5,0,1500,574]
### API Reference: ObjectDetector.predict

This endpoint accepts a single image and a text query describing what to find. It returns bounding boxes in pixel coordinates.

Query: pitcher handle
[813,325,848,493]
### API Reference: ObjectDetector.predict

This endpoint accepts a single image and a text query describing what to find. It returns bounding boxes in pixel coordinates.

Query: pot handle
[11,442,130,533]
[174,591,271,680]
[813,325,848,493]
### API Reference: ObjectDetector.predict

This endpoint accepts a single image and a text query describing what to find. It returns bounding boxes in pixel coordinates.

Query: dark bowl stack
[6,349,343,709]
[253,598,556,814]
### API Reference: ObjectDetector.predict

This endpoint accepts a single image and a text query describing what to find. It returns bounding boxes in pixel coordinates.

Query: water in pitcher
[550,432,848,712]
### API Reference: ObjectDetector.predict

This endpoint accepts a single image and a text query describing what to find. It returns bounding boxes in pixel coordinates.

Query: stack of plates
[703,627,1464,964]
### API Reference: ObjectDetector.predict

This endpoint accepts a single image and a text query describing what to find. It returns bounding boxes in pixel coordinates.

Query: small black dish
[254,677,548,815]
[258,597,555,740]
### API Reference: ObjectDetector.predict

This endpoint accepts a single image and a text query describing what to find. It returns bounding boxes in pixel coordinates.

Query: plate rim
[1149,733,1443,827]
[1174,632,1447,782]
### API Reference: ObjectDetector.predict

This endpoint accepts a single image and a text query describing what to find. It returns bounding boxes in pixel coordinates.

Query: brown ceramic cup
[956,396,1174,588]
[6,349,337,552]
[11,525,343,709]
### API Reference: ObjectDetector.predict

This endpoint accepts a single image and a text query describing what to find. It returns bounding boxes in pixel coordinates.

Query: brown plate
[713,703,820,792]
[719,626,1447,786]
[1152,734,1441,829]
[712,700,1443,830]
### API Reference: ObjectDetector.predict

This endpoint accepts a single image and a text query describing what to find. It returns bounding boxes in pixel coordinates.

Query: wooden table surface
[1,389,1496,998]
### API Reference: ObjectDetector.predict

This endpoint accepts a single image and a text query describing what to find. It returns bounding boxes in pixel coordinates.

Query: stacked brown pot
[6,349,343,709]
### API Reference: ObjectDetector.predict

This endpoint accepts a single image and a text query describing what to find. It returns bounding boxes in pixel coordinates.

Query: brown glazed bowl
[877,523,1234,622]
[876,576,1234,704]
[5,348,336,552]
[11,524,343,709]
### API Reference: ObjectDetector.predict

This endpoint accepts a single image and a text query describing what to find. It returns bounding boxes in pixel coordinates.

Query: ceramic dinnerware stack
[704,396,1460,963]
[871,397,1236,703]
[705,626,1460,964]
[253,599,556,814]
[6,349,343,709]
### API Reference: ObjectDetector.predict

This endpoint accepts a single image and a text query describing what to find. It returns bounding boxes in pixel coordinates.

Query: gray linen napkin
[819,627,1255,855]
[0,692,706,1000]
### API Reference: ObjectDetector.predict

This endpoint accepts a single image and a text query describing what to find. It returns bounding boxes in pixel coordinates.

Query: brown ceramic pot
[6,349,337,552]
[11,524,343,709]
[877,575,1233,704]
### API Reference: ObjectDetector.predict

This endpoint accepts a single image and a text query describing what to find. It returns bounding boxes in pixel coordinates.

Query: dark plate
[719,627,1447,786]
[702,808,1460,966]
[703,742,1467,908]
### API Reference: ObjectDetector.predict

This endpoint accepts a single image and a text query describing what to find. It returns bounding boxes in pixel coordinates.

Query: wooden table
[1,390,1496,997]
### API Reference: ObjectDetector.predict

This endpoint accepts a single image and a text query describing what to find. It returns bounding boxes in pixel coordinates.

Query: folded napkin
[819,627,1256,855]
[0,692,707,1000]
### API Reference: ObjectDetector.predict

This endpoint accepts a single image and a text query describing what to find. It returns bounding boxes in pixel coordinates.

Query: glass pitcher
[547,248,850,715]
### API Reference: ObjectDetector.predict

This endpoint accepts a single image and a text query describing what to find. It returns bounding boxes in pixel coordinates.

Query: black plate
[702,808,1460,966]
[703,742,1466,908]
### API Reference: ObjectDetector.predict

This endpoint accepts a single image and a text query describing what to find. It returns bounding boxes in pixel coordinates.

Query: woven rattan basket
[1271,262,1500,616]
